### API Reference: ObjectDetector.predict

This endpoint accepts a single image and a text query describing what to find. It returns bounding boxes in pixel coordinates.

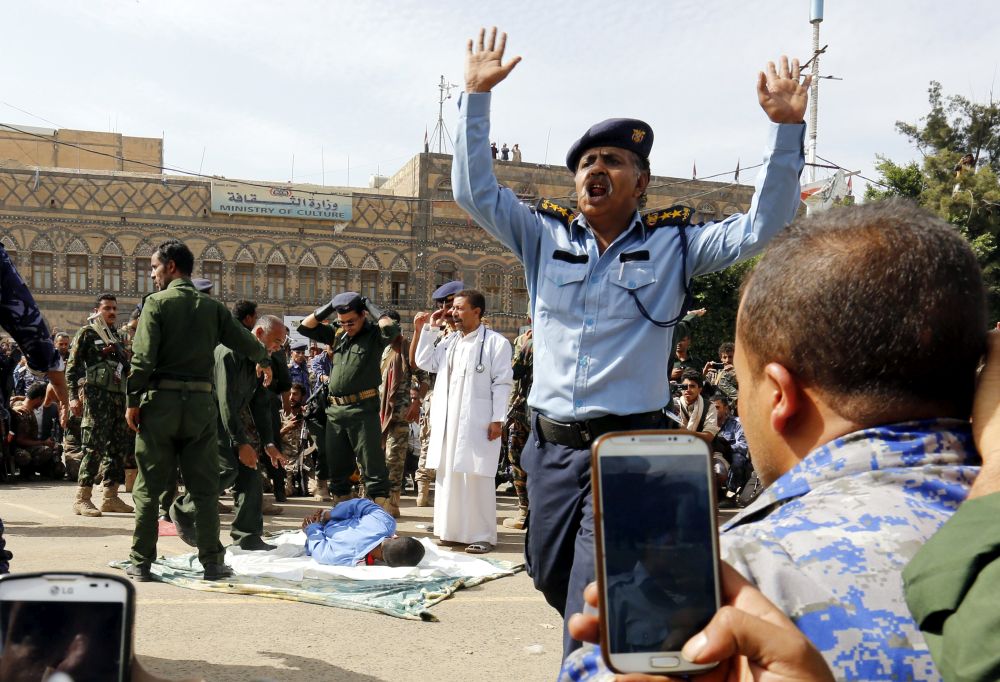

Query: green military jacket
[66,323,129,395]
[904,491,1000,682]
[215,344,274,448]
[298,319,400,398]
[506,331,533,426]
[126,278,268,408]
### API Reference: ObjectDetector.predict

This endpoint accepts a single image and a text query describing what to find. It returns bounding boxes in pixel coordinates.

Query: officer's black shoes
[239,536,277,552]
[168,506,198,548]
[126,563,152,582]
[203,563,234,581]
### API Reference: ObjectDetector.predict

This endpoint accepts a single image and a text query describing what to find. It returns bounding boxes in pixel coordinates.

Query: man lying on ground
[301,498,424,567]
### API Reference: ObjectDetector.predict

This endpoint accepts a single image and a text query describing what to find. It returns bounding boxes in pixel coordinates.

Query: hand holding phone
[0,572,134,682]
[591,431,721,676]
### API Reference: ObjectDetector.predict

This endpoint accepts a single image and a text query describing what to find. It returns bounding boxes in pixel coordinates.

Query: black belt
[535,410,664,449]
[150,379,213,393]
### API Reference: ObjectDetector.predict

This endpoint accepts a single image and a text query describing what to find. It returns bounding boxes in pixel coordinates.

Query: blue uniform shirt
[303,498,396,566]
[452,92,805,421]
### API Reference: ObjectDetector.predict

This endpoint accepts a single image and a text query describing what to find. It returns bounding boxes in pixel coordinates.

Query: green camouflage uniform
[66,323,132,487]
[502,331,533,511]
[62,413,84,480]
[380,338,426,494]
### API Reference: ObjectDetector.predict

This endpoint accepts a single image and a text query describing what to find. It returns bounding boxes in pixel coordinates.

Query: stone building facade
[0,127,754,339]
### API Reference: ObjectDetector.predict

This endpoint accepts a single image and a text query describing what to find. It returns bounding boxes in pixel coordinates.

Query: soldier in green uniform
[378,310,424,517]
[125,239,273,581]
[66,293,134,517]
[297,292,399,510]
[170,314,287,551]
[502,323,532,530]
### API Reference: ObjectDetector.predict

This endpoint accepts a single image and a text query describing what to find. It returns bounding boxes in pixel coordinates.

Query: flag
[692,161,697,180]
[734,159,740,184]
[424,127,429,153]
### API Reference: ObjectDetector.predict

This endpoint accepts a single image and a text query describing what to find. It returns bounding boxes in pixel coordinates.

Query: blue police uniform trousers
[522,411,666,658]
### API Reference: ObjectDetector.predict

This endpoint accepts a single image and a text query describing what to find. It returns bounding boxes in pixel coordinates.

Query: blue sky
[2,0,997,197]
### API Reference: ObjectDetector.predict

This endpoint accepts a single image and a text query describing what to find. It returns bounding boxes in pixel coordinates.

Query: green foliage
[687,256,758,364]
[869,81,1000,320]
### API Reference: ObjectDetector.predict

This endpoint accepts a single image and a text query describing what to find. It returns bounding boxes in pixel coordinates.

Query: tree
[868,81,1000,320]
[687,257,758,366]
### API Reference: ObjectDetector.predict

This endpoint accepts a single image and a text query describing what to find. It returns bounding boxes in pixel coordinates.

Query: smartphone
[0,572,134,682]
[592,430,721,675]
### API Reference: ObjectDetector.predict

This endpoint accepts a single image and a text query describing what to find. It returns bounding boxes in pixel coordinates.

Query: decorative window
[235,263,255,298]
[330,268,348,296]
[390,272,408,306]
[67,255,88,291]
[434,261,456,288]
[202,260,223,295]
[135,258,155,295]
[101,256,122,291]
[267,264,286,300]
[32,252,53,289]
[299,266,318,303]
[360,270,378,302]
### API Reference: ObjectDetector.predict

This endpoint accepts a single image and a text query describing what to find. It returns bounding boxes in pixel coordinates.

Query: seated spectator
[11,383,64,480]
[711,395,750,497]
[301,497,425,567]
[703,341,738,403]
[564,200,983,679]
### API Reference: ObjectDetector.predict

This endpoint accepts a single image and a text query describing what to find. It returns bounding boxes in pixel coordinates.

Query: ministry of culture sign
[211,180,352,222]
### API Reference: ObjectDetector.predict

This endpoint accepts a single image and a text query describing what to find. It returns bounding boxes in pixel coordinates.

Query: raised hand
[756,55,812,124]
[414,311,432,328]
[465,27,521,94]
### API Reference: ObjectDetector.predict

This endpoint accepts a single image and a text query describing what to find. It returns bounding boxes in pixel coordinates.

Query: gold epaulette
[642,205,694,230]
[535,198,578,228]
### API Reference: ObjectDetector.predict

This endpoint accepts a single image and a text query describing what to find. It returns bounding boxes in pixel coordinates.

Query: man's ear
[635,170,650,197]
[762,362,801,434]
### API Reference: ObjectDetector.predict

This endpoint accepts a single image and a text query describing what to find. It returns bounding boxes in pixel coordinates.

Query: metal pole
[807,19,821,182]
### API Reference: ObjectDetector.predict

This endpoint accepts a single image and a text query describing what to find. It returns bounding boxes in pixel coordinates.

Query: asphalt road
[0,481,564,681]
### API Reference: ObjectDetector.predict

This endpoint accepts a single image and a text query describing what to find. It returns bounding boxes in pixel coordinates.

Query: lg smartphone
[0,572,134,682]
[592,430,721,676]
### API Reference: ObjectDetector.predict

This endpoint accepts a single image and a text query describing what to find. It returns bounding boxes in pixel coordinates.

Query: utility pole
[807,0,823,183]
[430,75,459,154]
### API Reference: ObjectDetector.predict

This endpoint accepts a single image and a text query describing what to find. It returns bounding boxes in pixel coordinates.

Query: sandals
[465,542,495,554]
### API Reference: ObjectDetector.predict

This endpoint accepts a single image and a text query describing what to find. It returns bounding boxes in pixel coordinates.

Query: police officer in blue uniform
[453,27,811,656]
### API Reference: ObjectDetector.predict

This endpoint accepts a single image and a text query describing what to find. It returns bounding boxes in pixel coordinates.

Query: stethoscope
[447,326,488,373]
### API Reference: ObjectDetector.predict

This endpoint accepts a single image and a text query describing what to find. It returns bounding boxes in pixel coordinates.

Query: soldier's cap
[565,118,654,171]
[192,278,214,294]
[290,342,308,352]
[431,280,465,302]
[331,291,364,312]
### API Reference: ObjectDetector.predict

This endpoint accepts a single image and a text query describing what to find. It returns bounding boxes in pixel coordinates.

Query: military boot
[416,483,431,507]
[373,496,391,515]
[73,486,102,517]
[503,507,527,530]
[312,479,332,502]
[101,484,135,513]
[261,493,284,516]
[386,490,401,518]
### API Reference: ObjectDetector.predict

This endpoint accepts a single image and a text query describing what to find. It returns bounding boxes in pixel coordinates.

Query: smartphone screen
[594,433,720,674]
[0,575,130,682]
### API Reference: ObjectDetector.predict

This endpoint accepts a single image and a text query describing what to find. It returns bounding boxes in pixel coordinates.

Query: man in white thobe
[414,289,513,553]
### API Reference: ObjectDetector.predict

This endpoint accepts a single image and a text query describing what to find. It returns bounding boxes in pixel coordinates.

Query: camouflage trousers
[415,391,436,484]
[14,444,65,480]
[63,413,84,480]
[383,419,411,493]
[79,386,133,487]
[504,415,529,510]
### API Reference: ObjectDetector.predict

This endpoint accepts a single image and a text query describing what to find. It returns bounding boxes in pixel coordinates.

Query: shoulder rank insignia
[642,205,693,230]
[535,198,578,229]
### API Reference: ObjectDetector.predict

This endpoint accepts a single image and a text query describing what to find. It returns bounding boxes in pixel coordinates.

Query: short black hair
[680,369,704,387]
[153,239,194,276]
[95,293,117,307]
[456,288,487,316]
[718,342,735,357]
[26,383,46,401]
[383,309,401,323]
[739,199,986,422]
[232,300,257,321]
[382,537,425,567]
[290,382,307,395]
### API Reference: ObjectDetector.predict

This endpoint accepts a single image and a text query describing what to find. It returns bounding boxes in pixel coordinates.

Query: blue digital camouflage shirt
[559,419,978,682]
[722,419,978,680]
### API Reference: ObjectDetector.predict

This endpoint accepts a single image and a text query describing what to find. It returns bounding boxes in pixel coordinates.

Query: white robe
[415,323,513,544]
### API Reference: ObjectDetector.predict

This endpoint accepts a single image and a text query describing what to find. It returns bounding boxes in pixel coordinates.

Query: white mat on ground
[225,532,506,582]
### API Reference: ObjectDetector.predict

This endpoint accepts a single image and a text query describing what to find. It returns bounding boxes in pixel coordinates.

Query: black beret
[331,291,363,310]
[431,280,465,302]
[565,118,653,171]
[192,277,214,294]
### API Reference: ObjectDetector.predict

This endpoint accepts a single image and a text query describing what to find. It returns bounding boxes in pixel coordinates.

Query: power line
[815,154,890,189]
